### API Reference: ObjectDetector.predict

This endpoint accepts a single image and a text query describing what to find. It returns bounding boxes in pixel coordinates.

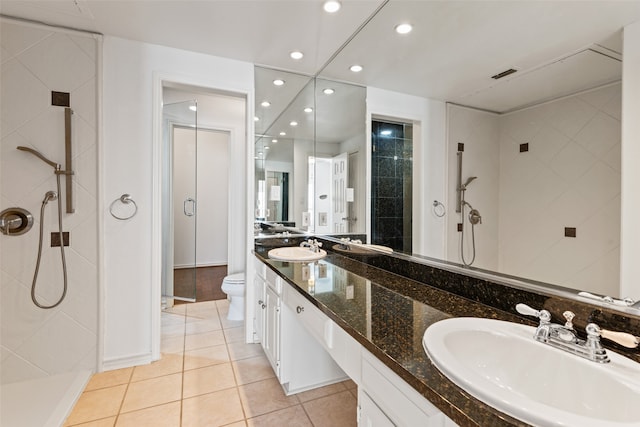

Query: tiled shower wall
[0,20,99,384]
[448,83,621,296]
[371,120,413,252]
[498,83,621,295]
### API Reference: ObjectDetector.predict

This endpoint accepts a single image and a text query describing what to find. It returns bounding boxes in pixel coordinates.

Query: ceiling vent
[491,68,518,80]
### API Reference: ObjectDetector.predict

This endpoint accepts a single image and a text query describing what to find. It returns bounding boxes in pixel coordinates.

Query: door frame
[152,72,252,361]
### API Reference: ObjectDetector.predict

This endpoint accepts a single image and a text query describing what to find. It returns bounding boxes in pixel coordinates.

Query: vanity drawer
[284,285,330,348]
[361,351,447,426]
[254,255,266,280]
[265,267,282,294]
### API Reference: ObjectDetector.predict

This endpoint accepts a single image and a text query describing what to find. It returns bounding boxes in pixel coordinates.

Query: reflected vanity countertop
[254,247,531,427]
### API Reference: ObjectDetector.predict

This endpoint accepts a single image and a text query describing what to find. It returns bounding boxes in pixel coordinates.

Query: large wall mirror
[254,1,640,308]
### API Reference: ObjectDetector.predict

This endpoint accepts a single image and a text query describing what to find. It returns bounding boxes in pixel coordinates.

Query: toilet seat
[223,273,245,284]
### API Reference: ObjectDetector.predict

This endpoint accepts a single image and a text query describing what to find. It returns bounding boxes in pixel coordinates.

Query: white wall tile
[1,21,98,385]
[17,33,95,93]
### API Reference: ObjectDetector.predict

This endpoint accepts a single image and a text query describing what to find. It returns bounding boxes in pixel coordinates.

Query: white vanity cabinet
[358,351,458,427]
[253,256,266,343]
[255,256,346,394]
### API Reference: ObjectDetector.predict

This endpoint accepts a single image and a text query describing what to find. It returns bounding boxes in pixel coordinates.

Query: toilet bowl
[221,272,245,321]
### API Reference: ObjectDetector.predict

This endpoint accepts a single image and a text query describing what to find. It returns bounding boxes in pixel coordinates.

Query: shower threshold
[1,370,91,427]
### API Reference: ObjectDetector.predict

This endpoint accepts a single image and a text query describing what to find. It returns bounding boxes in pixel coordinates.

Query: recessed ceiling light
[261,101,271,107]
[290,121,298,127]
[304,107,313,113]
[189,105,197,111]
[323,88,335,95]
[381,130,392,136]
[395,23,412,34]
[254,116,260,121]
[265,146,270,150]
[279,131,286,136]
[323,0,341,13]
[258,152,263,156]
[349,65,363,73]
[290,51,304,60]
[273,79,285,86]
[272,139,278,143]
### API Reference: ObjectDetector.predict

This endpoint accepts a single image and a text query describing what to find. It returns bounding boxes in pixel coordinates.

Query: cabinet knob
[296,306,304,314]
[261,303,266,309]
[258,300,264,305]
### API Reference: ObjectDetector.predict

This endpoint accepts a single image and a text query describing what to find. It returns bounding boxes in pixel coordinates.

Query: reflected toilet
[221,273,245,321]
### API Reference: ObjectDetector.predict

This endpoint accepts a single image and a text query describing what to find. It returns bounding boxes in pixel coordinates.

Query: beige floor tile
[246,405,312,427]
[341,378,357,390]
[66,416,117,426]
[232,355,275,386]
[182,388,245,427]
[215,299,230,310]
[64,385,127,426]
[238,377,299,418]
[130,353,184,382]
[186,317,223,334]
[115,401,181,427]
[162,322,187,339]
[162,312,186,327]
[294,381,347,403]
[183,363,237,399]
[161,335,185,354]
[84,368,133,391]
[184,344,230,370]
[303,390,357,427]
[223,327,247,344]
[185,329,226,351]
[164,304,186,315]
[120,373,182,413]
[222,422,247,427]
[227,342,264,361]
[221,317,244,330]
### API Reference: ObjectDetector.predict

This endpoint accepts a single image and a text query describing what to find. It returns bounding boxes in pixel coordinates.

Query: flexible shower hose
[31,173,68,309]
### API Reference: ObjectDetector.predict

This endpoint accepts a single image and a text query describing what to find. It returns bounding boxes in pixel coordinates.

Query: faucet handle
[516,303,551,323]
[600,328,640,349]
[563,311,575,329]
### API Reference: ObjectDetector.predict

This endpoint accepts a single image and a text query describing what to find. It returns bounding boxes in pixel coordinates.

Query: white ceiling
[3,0,640,118]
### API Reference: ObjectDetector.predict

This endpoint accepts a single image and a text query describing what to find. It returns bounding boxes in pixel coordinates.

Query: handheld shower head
[17,146,61,170]
[459,176,477,191]
[463,176,477,187]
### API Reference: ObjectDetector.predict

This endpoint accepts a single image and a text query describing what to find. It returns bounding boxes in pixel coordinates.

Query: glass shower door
[163,100,198,302]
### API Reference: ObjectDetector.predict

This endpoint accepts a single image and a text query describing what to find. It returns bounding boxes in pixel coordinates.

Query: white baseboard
[102,352,154,371]
[174,262,228,269]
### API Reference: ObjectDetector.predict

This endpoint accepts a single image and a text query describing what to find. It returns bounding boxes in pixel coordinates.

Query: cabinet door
[254,275,266,343]
[264,286,281,377]
[358,390,395,427]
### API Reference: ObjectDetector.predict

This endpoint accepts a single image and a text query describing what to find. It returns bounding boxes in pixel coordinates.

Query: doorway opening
[371,119,413,253]
[161,85,241,307]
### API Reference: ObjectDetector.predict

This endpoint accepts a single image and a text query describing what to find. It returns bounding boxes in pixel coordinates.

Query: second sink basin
[422,317,640,427]
[268,246,327,262]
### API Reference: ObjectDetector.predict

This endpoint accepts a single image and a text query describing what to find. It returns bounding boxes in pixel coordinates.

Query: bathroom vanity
[252,238,640,427]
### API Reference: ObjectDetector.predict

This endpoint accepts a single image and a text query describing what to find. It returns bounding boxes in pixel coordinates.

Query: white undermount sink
[422,317,640,427]
[267,246,327,262]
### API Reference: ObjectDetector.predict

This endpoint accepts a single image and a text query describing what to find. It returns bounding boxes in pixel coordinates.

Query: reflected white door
[332,152,348,233]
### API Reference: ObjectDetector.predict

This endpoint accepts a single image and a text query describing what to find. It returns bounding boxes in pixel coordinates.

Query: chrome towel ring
[110,194,138,220]
[432,200,446,218]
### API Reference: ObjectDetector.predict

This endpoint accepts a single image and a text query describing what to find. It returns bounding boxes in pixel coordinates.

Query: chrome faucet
[300,239,323,253]
[516,303,639,363]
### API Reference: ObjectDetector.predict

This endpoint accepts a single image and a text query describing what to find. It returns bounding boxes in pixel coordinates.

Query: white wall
[366,88,447,258]
[621,20,640,301]
[0,19,99,383]
[102,36,252,368]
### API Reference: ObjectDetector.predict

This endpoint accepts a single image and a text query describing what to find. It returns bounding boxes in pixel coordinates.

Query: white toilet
[221,272,246,321]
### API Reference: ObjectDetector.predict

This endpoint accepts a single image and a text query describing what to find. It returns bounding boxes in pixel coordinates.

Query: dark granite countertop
[254,247,533,427]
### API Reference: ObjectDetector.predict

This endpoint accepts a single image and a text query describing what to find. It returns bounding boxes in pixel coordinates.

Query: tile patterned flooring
[64,300,358,427]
